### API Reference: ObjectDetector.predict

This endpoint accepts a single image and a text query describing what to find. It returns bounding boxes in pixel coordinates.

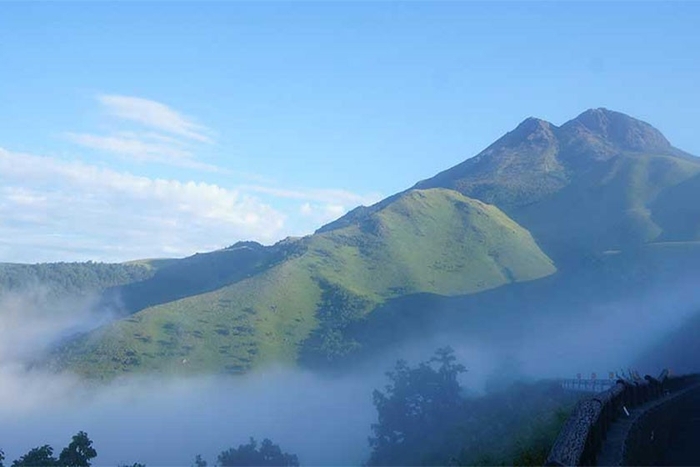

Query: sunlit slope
[51,188,555,377]
[413,109,700,262]
[101,241,287,314]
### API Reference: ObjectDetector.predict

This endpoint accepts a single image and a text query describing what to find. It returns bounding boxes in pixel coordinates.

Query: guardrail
[545,370,700,466]
[560,379,616,393]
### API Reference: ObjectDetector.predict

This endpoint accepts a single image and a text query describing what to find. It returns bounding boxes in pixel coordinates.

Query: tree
[192,455,207,467]
[217,438,299,466]
[11,445,58,467]
[58,431,97,467]
[1,448,5,467]
[367,347,467,466]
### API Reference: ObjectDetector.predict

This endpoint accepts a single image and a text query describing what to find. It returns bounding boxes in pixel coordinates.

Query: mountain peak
[512,116,554,136]
[563,108,672,152]
[499,116,557,148]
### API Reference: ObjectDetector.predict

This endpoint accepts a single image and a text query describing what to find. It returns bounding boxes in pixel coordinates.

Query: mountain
[0,262,153,298]
[414,108,700,262]
[48,189,554,377]
[44,108,700,378]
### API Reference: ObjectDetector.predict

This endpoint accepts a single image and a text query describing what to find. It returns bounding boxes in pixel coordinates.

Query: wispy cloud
[66,132,192,161]
[242,185,381,207]
[97,94,213,143]
[66,95,219,172]
[299,202,347,226]
[0,148,286,262]
[65,132,222,172]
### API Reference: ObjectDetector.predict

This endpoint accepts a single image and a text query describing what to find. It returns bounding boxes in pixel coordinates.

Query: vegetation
[27,108,700,382]
[50,188,555,378]
[0,262,153,297]
[415,109,700,264]
[108,242,284,315]
[367,348,581,466]
[217,438,299,467]
[58,432,97,467]
[8,432,97,467]
[368,347,467,465]
[0,356,583,467]
[2,433,300,467]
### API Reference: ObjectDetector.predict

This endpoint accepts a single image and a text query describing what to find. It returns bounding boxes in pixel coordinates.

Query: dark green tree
[1,448,5,467]
[11,445,58,467]
[217,438,299,466]
[193,454,207,467]
[367,346,467,466]
[58,431,97,467]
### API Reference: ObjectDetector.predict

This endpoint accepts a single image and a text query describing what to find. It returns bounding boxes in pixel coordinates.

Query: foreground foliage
[368,347,580,466]
[8,432,96,467]
[2,433,299,467]
[217,438,299,467]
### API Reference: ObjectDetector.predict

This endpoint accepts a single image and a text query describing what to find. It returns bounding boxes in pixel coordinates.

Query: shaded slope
[0,262,153,297]
[338,242,700,375]
[411,109,700,262]
[50,188,555,377]
[99,241,291,315]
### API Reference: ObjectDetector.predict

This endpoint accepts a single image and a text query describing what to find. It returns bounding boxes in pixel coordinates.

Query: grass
[50,110,700,378]
[51,188,555,378]
[415,112,700,264]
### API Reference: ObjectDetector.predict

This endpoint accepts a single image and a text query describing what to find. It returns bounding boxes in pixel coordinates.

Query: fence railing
[545,370,700,466]
[560,379,616,393]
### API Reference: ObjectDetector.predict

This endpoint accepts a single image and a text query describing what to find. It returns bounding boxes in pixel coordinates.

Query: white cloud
[298,202,350,227]
[0,148,286,262]
[65,132,223,172]
[300,202,313,216]
[66,132,191,160]
[98,94,213,143]
[244,184,381,207]
[65,95,220,171]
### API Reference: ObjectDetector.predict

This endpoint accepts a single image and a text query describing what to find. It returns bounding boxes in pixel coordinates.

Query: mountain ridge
[38,108,700,378]
[49,188,554,377]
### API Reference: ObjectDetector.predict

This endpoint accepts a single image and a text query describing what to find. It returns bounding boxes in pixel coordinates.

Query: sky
[1,1,699,263]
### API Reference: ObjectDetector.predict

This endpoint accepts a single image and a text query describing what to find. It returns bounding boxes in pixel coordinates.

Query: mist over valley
[2,107,700,465]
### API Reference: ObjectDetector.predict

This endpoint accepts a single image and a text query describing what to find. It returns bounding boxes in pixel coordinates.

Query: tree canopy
[217,438,299,467]
[8,432,97,467]
[368,346,467,466]
[11,445,57,467]
[58,431,97,467]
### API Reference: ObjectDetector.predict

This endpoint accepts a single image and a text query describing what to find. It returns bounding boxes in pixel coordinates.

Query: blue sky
[1,1,699,262]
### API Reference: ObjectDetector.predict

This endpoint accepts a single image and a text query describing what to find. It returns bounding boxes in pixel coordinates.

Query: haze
[2,2,700,466]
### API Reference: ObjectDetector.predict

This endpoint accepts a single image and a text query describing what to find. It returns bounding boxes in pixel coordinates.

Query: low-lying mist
[0,366,379,466]
[1,266,699,465]
[0,288,382,465]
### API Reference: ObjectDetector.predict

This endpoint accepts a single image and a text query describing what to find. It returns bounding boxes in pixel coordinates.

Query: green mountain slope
[0,262,153,297]
[49,188,555,378]
[413,109,700,262]
[45,108,700,379]
[100,241,291,315]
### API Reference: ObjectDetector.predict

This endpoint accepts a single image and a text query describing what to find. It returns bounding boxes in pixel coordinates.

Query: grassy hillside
[45,108,700,379]
[49,188,555,378]
[335,241,700,373]
[99,241,292,315]
[0,262,153,297]
[414,109,700,263]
